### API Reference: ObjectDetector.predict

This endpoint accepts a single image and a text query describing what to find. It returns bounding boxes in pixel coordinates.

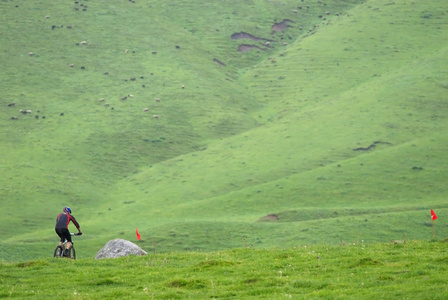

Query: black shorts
[55,228,72,244]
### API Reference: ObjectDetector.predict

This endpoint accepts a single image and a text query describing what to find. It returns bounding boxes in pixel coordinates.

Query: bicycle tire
[53,246,63,258]
[70,247,76,259]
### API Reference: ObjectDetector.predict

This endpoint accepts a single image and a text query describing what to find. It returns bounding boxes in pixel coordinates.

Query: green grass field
[1,0,448,297]
[1,241,447,299]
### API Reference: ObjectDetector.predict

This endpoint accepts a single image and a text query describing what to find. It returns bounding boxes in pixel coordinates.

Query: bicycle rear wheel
[53,246,63,258]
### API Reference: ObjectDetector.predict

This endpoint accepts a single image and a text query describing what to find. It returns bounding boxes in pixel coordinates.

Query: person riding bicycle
[55,206,82,257]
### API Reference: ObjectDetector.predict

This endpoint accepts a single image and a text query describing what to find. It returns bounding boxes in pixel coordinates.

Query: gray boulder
[95,238,147,259]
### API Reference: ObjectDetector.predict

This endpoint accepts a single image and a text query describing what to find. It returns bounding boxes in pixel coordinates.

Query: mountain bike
[54,233,82,259]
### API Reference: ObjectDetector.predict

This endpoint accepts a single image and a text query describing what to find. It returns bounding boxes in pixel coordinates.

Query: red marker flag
[136,228,141,240]
[431,209,438,221]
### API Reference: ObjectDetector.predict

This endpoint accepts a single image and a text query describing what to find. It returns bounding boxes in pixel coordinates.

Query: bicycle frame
[54,233,82,259]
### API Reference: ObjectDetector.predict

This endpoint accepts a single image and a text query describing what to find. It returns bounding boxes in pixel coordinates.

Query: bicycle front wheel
[53,246,63,258]
[69,247,76,259]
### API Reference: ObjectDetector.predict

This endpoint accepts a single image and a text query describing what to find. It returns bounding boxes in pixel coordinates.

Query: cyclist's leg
[55,228,65,247]
[61,229,72,256]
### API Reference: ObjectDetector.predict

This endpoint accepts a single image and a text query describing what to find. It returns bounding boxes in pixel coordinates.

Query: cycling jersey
[55,213,80,230]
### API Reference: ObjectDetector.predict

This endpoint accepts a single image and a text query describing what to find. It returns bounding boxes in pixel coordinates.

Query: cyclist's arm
[69,215,81,233]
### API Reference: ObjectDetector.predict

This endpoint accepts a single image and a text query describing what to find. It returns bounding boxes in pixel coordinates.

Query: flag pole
[432,219,435,239]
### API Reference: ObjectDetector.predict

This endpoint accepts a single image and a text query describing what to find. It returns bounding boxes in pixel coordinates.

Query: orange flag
[431,209,438,221]
[136,228,141,240]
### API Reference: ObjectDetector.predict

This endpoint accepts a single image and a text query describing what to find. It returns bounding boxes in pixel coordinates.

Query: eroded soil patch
[272,19,294,33]
[213,58,226,66]
[258,214,279,222]
[231,32,272,42]
[238,44,265,52]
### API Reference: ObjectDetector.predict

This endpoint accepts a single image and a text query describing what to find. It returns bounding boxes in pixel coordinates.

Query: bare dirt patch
[213,58,226,66]
[238,44,264,52]
[231,32,272,42]
[258,214,279,222]
[271,19,294,33]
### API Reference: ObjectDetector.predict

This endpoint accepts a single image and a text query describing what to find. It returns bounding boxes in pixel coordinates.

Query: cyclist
[55,206,82,257]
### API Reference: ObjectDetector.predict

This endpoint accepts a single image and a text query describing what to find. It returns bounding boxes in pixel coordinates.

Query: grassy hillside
[1,0,447,262]
[1,242,448,299]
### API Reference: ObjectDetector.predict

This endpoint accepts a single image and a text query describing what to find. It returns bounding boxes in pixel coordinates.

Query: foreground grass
[1,241,447,299]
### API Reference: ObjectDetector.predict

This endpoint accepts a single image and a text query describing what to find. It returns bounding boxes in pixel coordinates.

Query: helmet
[63,206,72,214]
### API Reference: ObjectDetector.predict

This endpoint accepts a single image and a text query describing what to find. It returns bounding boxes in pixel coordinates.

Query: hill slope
[0,0,447,261]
